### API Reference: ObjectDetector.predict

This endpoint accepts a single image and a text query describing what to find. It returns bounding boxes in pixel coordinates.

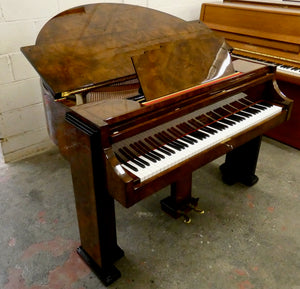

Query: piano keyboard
[112,93,282,182]
[234,54,300,78]
[277,64,300,78]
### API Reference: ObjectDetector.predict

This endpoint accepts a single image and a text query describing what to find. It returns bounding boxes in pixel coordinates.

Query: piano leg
[160,174,200,222]
[220,136,262,186]
[74,194,124,286]
[66,115,124,286]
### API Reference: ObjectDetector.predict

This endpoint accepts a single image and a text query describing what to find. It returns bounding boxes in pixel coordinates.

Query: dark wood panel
[265,81,300,149]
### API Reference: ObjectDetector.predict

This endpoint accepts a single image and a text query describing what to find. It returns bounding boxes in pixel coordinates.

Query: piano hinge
[61,84,101,98]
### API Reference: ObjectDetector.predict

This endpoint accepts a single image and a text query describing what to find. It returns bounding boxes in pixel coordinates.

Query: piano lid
[21,3,233,99]
[132,35,234,101]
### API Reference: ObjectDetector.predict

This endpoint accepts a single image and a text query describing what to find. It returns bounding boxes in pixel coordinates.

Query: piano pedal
[175,209,192,223]
[160,196,204,223]
[189,204,205,214]
[188,197,205,214]
[183,214,192,224]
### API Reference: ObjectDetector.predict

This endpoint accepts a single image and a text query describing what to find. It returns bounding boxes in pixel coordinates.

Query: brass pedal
[183,215,192,224]
[177,210,192,223]
[189,203,205,214]
[188,198,205,214]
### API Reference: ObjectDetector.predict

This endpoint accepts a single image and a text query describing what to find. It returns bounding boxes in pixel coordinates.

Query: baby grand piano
[21,3,292,286]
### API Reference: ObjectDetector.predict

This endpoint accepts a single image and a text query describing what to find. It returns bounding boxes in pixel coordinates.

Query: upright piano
[21,3,293,286]
[200,0,300,149]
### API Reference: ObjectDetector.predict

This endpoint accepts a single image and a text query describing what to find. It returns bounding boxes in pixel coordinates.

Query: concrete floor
[0,137,299,289]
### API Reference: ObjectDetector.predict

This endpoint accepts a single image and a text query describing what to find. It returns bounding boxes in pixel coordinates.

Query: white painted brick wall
[0,78,43,114]
[0,55,13,84]
[0,0,213,162]
[1,0,58,21]
[148,0,202,21]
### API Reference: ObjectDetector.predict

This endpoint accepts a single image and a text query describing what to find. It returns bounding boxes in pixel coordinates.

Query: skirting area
[0,137,299,289]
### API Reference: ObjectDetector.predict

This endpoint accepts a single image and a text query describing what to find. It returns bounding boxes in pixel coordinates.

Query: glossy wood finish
[225,0,300,9]
[104,75,292,208]
[200,2,300,69]
[65,113,124,285]
[21,3,293,285]
[132,35,233,101]
[41,83,73,159]
[200,1,300,149]
[21,3,219,98]
[265,81,300,149]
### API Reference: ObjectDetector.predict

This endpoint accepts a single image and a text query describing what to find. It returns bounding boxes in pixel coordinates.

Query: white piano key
[277,65,300,77]
[113,95,282,182]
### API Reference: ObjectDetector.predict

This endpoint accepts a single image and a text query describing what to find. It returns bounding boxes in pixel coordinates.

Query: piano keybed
[112,93,282,182]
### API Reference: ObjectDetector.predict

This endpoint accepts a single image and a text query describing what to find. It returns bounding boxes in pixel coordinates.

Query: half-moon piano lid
[21,3,233,100]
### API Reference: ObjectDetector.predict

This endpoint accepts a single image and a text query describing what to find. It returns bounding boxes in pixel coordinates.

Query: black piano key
[181,124,207,140]
[227,114,245,122]
[155,133,182,151]
[219,118,236,126]
[259,101,272,108]
[161,131,187,149]
[178,122,208,140]
[167,127,197,144]
[196,114,213,125]
[123,146,150,166]
[130,143,157,163]
[138,140,164,160]
[230,101,245,111]
[115,152,138,172]
[236,111,251,118]
[199,125,218,135]
[190,119,218,135]
[147,136,175,155]
[213,107,231,118]
[209,121,228,131]
[239,98,253,106]
[176,123,191,135]
[187,119,201,129]
[119,148,146,168]
[145,137,172,156]
[181,134,197,144]
[203,114,227,131]
[206,111,222,121]
[191,130,210,140]
[162,131,188,148]
[252,104,267,110]
[244,107,260,115]
[134,142,159,162]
